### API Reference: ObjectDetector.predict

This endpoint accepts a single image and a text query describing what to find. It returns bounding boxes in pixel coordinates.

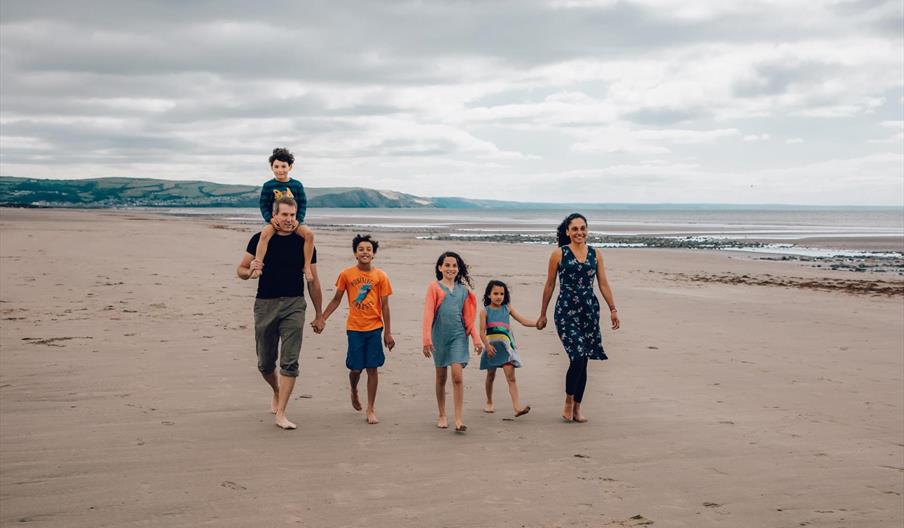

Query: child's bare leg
[295,224,315,282]
[503,364,530,417]
[365,368,379,424]
[252,224,276,279]
[261,371,279,414]
[349,370,363,411]
[484,369,496,413]
[451,363,465,430]
[435,367,448,428]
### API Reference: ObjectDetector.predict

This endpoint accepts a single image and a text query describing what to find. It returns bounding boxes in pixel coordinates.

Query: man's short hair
[273,196,298,216]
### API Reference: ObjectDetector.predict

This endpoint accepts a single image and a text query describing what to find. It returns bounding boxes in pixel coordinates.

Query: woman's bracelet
[609,307,617,312]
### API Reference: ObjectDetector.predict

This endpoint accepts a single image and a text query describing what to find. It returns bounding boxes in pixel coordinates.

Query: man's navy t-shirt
[246,232,317,299]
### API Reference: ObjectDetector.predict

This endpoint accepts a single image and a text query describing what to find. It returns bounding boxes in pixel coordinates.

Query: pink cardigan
[422,281,480,347]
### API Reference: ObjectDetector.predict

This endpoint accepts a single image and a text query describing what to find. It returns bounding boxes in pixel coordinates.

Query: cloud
[869,120,904,143]
[1,0,902,204]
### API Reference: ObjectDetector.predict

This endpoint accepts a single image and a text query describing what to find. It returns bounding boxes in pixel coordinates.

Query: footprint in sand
[604,515,654,527]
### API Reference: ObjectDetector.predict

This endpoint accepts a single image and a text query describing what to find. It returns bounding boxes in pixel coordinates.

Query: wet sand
[1,209,902,527]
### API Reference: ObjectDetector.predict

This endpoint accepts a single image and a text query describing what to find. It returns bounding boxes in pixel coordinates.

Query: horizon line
[1,175,902,209]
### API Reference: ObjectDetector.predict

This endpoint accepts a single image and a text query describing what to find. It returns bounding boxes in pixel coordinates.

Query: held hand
[310,317,325,334]
[384,333,396,351]
[474,341,484,355]
[610,310,620,330]
[423,345,434,358]
[536,315,547,330]
[249,259,263,279]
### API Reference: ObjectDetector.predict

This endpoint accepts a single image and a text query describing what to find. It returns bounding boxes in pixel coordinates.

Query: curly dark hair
[269,147,295,166]
[352,234,379,253]
[483,280,511,307]
[434,251,472,287]
[556,212,588,247]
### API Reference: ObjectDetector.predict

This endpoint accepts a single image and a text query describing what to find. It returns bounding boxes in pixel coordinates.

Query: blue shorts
[346,328,385,371]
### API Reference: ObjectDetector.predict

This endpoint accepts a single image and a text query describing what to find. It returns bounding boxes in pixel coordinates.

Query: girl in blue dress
[538,213,621,423]
[479,280,536,417]
[422,251,483,432]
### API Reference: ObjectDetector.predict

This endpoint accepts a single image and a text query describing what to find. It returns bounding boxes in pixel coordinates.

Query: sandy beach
[1,208,902,528]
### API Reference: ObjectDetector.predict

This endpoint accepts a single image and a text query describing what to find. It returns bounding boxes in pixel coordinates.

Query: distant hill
[0,176,512,209]
[2,176,867,210]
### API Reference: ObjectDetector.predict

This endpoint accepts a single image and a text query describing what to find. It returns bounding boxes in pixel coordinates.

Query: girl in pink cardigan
[422,251,483,432]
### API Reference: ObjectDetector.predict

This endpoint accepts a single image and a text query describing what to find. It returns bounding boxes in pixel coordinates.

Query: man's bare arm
[306,264,324,319]
[237,252,261,280]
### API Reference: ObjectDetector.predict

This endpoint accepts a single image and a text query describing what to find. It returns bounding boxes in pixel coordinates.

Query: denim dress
[431,283,470,367]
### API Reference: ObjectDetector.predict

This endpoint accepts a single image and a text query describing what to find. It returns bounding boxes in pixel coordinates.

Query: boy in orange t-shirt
[322,234,395,424]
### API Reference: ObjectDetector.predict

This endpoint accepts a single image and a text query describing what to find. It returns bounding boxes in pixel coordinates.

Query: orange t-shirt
[336,266,393,331]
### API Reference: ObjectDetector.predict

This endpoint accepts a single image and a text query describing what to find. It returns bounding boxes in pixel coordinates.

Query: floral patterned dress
[554,245,607,361]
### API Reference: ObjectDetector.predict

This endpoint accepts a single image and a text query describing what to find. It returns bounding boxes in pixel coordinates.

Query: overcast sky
[1,0,902,205]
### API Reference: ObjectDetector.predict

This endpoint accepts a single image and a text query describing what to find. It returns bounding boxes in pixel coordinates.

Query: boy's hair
[434,251,473,288]
[272,196,297,216]
[269,147,295,166]
[483,280,511,306]
[352,234,379,253]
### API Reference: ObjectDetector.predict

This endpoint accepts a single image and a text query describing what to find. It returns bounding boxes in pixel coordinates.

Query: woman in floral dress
[538,213,620,423]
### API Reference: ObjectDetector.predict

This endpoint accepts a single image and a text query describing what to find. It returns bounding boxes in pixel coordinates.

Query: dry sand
[1,209,902,528]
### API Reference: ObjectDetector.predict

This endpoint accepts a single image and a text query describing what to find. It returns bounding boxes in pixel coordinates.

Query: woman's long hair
[556,213,588,247]
[434,251,473,287]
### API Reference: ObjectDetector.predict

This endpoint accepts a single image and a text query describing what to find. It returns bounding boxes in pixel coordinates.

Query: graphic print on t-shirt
[273,188,295,200]
[353,283,373,306]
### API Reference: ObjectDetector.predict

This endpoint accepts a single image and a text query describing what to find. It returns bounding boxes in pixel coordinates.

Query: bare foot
[484,403,495,413]
[562,403,574,422]
[515,405,531,417]
[366,410,379,424]
[275,415,296,430]
[350,389,362,411]
[437,416,448,429]
[573,407,588,423]
[270,392,279,414]
[454,422,467,433]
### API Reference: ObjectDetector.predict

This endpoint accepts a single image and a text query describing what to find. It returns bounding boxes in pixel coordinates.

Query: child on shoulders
[251,147,316,282]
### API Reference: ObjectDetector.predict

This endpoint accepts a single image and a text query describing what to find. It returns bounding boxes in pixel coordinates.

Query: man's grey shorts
[253,296,307,377]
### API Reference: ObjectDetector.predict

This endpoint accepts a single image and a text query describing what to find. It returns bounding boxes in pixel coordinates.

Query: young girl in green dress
[422,251,483,432]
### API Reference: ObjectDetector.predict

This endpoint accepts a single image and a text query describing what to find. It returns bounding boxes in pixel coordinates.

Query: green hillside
[0,177,480,208]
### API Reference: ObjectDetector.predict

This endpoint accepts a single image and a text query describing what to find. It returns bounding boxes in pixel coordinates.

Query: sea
[156,206,904,259]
